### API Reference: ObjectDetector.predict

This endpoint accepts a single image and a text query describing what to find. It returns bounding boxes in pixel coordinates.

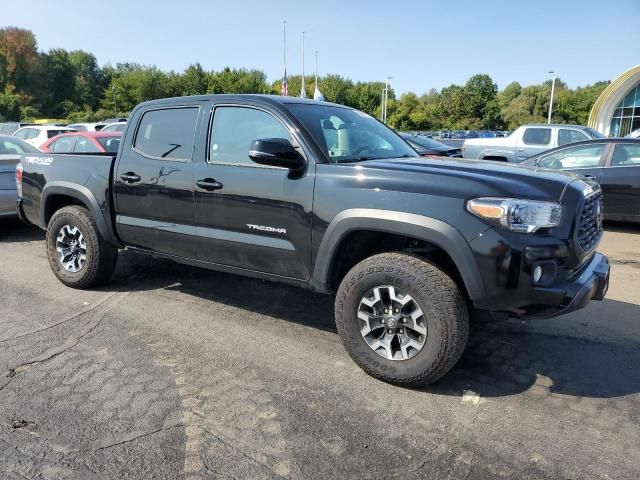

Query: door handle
[584,174,599,181]
[120,172,141,183]
[196,178,224,191]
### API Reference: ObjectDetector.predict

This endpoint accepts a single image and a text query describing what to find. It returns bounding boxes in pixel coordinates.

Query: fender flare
[312,208,485,300]
[41,182,121,247]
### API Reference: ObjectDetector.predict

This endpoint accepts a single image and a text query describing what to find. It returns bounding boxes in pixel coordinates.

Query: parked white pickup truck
[462,124,605,162]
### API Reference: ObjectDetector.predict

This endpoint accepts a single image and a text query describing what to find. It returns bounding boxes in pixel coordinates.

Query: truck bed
[19,152,118,243]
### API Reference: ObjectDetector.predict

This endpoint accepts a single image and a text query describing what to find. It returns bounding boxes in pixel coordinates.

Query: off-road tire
[335,252,469,386]
[46,205,117,289]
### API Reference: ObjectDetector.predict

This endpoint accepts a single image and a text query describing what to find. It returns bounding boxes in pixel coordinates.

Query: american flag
[281,69,288,96]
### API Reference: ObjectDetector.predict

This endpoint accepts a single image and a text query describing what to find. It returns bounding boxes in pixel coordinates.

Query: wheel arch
[312,209,486,300]
[41,182,120,247]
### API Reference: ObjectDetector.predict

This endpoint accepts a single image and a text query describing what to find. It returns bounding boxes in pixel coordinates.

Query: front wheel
[335,252,469,386]
[46,205,117,289]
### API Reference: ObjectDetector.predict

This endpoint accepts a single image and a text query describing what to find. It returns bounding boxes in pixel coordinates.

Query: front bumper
[524,252,609,319]
[469,227,610,319]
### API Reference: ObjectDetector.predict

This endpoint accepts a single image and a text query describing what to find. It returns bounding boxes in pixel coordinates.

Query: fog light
[533,265,543,283]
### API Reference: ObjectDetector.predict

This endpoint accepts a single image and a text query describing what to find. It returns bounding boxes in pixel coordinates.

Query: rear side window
[27,129,40,140]
[97,136,121,153]
[134,107,199,160]
[14,129,29,139]
[74,137,100,153]
[522,128,551,145]
[558,129,588,146]
[611,144,640,166]
[51,136,77,153]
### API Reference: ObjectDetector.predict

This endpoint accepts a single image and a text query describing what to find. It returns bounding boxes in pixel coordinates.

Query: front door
[193,104,314,280]
[600,143,640,221]
[114,105,200,258]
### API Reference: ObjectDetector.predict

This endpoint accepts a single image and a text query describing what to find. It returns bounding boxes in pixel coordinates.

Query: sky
[1,0,639,95]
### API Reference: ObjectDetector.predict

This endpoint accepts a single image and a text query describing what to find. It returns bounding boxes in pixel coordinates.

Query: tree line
[0,27,609,130]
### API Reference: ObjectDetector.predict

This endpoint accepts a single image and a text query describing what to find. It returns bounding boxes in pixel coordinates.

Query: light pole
[382,76,392,124]
[547,71,556,125]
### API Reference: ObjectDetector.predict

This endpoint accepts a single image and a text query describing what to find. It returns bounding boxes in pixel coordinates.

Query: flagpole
[282,21,288,96]
[300,32,306,98]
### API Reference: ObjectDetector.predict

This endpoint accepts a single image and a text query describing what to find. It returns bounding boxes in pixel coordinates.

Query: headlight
[467,197,561,233]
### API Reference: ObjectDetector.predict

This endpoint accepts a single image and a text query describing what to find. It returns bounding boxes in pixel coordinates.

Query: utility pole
[547,71,556,125]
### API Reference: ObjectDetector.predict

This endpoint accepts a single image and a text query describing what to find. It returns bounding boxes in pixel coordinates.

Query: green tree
[179,63,209,96]
[0,87,21,121]
[209,68,269,94]
[32,49,77,116]
[464,74,498,123]
[68,50,105,110]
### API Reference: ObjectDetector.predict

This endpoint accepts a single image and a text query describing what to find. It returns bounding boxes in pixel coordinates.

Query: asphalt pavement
[0,217,638,479]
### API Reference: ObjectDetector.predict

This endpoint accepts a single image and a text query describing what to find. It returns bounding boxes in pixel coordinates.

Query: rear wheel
[46,206,117,289]
[335,252,468,386]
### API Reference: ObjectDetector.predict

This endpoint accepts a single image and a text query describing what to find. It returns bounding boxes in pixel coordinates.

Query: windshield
[287,104,419,163]
[401,133,446,150]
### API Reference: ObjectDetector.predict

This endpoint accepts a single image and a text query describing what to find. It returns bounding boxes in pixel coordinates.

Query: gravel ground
[0,217,639,479]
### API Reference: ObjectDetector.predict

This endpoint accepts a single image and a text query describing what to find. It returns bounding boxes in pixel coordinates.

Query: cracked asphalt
[1,217,639,479]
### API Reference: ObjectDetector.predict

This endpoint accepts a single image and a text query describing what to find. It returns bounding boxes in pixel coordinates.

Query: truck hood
[355,156,583,201]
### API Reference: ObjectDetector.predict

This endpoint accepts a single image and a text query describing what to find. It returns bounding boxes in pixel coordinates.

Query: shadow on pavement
[0,217,43,243]
[105,249,640,400]
[427,312,640,399]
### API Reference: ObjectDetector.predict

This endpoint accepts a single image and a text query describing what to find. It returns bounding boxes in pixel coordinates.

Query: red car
[40,131,122,154]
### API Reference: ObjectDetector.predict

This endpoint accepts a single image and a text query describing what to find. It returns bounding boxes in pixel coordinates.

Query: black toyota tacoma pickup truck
[16,95,610,386]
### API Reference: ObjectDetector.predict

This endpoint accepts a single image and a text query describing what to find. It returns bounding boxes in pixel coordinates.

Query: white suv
[13,125,78,148]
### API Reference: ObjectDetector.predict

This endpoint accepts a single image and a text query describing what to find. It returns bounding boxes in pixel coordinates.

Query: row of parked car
[401,123,640,223]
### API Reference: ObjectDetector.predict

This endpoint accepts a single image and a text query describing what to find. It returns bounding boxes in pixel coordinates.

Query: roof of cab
[135,94,349,109]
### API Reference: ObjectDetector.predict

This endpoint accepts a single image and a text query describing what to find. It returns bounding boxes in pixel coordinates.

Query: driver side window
[537,144,606,169]
[209,107,291,166]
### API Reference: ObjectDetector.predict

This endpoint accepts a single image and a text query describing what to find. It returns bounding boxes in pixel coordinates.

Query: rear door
[192,102,315,280]
[114,104,201,258]
[600,143,640,221]
[516,127,552,161]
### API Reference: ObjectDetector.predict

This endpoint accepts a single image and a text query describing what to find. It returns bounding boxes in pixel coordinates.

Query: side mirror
[249,138,306,172]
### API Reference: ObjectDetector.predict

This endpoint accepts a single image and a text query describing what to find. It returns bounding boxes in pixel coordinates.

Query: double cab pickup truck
[16,95,610,386]
[462,124,605,163]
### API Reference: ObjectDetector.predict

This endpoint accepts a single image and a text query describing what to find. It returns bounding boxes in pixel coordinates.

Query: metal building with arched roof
[588,65,640,137]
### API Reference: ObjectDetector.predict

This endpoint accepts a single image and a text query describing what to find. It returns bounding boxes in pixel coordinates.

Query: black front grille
[575,191,603,253]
